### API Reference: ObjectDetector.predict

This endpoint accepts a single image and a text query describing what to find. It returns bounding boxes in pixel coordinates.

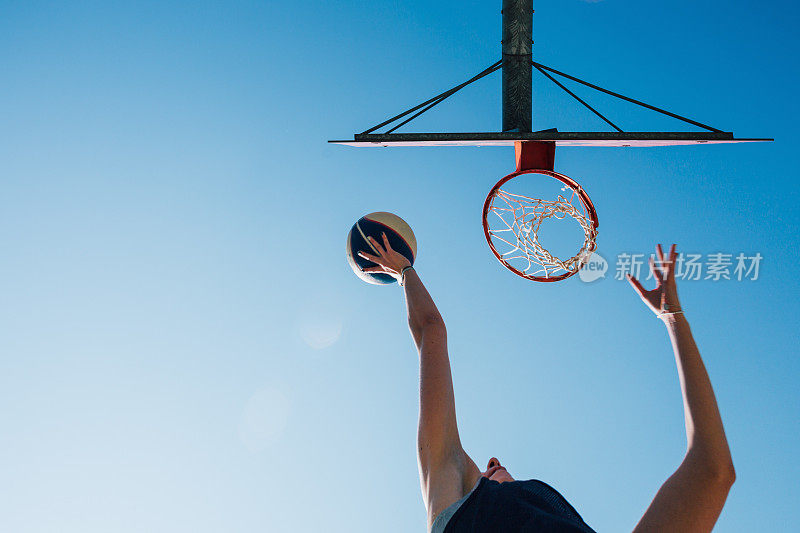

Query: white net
[486,185,598,280]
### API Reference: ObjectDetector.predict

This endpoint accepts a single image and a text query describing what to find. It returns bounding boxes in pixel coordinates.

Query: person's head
[481,457,515,483]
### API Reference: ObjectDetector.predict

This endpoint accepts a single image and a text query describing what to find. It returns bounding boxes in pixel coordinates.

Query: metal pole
[502,0,533,132]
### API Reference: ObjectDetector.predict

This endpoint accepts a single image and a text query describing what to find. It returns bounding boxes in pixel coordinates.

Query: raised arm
[627,244,735,533]
[359,234,478,527]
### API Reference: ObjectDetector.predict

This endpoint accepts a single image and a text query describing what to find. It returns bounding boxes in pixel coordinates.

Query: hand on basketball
[358,232,412,282]
[627,244,682,317]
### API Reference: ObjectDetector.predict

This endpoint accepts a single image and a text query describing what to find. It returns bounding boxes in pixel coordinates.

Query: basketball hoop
[330,1,770,282]
[481,142,599,282]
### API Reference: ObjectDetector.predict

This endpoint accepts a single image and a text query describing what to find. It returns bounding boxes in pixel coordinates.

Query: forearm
[403,268,444,341]
[663,314,734,476]
[403,269,462,469]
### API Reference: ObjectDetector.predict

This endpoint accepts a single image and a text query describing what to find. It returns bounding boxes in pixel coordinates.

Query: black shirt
[443,477,597,533]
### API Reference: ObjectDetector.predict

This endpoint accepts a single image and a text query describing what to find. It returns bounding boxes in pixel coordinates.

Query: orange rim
[482,169,599,282]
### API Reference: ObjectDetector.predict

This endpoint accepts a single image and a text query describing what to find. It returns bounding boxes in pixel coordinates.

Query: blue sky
[0,1,797,531]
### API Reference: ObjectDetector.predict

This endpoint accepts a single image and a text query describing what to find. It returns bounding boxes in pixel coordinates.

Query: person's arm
[359,234,478,526]
[628,245,735,533]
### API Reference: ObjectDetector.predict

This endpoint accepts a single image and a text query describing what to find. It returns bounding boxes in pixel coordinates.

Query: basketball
[346,212,417,285]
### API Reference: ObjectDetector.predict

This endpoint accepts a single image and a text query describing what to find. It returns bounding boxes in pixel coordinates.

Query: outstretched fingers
[656,243,665,264]
[626,272,648,299]
[648,255,664,286]
[357,249,377,261]
[654,243,678,282]
[380,232,395,253]
[358,253,387,273]
[653,243,680,281]
[368,235,386,255]
[666,244,677,281]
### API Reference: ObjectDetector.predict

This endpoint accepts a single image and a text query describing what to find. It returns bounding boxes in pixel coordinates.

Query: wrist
[399,265,415,286]
[659,311,687,326]
[656,300,683,319]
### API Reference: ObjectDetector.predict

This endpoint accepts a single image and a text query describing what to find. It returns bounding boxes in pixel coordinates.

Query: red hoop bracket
[515,141,555,172]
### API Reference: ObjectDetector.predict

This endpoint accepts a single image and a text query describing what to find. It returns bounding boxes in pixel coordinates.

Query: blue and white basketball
[346,212,417,285]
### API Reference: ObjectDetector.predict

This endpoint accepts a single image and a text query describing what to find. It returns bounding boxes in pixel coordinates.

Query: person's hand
[627,244,682,317]
[357,232,412,282]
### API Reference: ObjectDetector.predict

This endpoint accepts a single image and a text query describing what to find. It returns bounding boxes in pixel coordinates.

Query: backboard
[329,131,771,148]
